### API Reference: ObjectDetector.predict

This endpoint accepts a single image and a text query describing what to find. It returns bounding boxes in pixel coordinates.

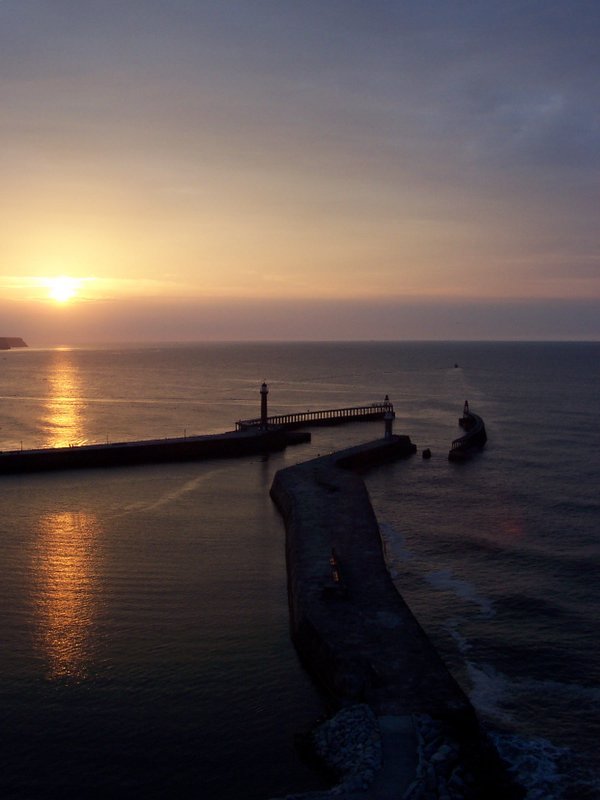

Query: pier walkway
[270,438,521,800]
[236,401,393,431]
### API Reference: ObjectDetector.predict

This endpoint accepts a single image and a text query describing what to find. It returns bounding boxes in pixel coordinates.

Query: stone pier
[270,437,522,799]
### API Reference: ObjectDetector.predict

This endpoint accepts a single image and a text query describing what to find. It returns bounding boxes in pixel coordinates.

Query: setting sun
[48,277,79,304]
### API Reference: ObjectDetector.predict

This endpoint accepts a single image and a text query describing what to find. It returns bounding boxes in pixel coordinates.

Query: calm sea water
[1,342,598,799]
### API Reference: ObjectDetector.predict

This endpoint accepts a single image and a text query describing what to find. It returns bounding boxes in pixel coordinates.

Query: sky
[1,0,599,343]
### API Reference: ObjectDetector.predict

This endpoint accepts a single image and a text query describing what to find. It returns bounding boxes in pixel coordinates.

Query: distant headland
[0,337,27,350]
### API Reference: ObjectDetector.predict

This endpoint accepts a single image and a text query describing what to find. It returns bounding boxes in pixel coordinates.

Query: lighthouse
[260,382,269,430]
[383,395,395,438]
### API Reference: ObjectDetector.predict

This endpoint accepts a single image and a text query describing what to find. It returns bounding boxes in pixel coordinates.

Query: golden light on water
[44,351,85,448]
[31,511,101,681]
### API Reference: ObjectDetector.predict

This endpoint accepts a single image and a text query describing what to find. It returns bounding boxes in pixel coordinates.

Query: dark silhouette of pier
[448,401,487,461]
[0,383,399,475]
[0,428,311,475]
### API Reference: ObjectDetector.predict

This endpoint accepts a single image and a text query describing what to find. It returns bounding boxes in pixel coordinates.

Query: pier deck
[236,401,393,431]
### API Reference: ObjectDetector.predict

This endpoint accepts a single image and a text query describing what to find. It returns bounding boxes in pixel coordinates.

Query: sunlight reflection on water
[43,351,86,448]
[31,511,100,680]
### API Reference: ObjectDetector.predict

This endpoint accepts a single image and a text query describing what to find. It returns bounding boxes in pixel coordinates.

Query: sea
[0,341,598,800]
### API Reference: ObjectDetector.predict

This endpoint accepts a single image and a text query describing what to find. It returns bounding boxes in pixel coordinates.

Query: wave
[117,465,231,516]
[465,661,600,798]
[491,731,573,800]
[379,521,414,567]
[550,499,600,514]
[467,660,600,724]
[425,568,495,617]
[491,730,600,800]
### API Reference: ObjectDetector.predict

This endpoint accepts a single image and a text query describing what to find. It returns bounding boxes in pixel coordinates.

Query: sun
[47,276,80,304]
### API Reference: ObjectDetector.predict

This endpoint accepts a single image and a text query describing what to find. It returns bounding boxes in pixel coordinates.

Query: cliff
[0,337,28,350]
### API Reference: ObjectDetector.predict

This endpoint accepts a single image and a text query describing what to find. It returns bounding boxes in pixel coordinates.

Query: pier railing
[236,402,393,431]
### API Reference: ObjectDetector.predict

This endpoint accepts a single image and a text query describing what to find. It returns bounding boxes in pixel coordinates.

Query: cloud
[2,295,598,346]
[1,0,599,335]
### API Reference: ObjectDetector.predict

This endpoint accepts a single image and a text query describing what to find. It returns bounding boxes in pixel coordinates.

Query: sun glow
[47,276,80,303]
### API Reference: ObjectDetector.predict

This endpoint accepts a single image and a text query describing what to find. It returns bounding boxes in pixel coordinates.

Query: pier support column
[260,382,269,430]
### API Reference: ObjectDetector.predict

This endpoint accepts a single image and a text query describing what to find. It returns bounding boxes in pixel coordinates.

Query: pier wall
[270,436,521,798]
[0,429,309,475]
[271,437,471,722]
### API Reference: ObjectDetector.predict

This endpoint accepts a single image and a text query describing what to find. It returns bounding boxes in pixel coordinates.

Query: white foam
[521,676,600,705]
[466,660,514,724]
[379,522,414,563]
[444,617,473,655]
[467,658,600,729]
[490,730,571,800]
[425,568,495,617]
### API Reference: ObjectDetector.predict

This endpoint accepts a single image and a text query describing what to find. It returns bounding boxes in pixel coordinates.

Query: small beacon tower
[260,382,269,430]
[384,395,395,439]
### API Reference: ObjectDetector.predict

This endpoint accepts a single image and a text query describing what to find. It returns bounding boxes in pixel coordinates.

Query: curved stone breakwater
[448,412,487,462]
[270,436,522,800]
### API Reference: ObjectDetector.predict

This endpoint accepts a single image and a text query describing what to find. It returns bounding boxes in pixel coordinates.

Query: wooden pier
[236,400,394,431]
